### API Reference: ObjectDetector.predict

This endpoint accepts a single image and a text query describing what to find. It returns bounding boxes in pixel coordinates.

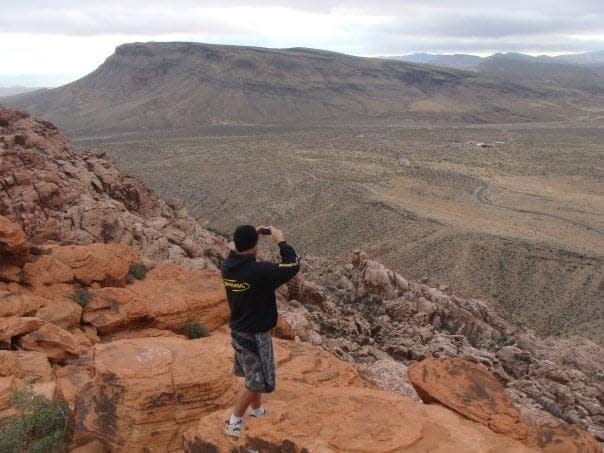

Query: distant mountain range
[0,86,43,97]
[388,50,604,71]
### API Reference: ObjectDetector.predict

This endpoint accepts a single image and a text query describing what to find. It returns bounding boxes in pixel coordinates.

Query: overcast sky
[2,0,603,87]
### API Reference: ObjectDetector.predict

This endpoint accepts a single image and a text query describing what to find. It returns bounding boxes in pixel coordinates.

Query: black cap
[233,225,259,252]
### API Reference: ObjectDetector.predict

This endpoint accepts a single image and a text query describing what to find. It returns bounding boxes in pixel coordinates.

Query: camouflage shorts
[231,329,275,393]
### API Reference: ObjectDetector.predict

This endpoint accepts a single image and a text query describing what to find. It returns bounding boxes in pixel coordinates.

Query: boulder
[127,264,228,331]
[72,332,365,451]
[0,350,53,382]
[49,243,139,286]
[277,304,316,343]
[0,349,55,421]
[0,263,22,283]
[408,357,600,453]
[0,215,28,255]
[23,255,74,286]
[0,316,44,346]
[273,315,295,340]
[36,297,83,330]
[55,362,94,413]
[358,359,421,401]
[354,258,408,300]
[83,264,228,335]
[287,276,325,308]
[408,357,527,436]
[0,292,47,317]
[19,323,90,362]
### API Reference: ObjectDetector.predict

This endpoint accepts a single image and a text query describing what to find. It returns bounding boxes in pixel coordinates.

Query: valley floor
[74,119,604,343]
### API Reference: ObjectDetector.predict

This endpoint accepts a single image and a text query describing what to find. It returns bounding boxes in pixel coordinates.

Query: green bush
[70,288,91,307]
[129,262,149,280]
[0,389,72,453]
[182,320,209,339]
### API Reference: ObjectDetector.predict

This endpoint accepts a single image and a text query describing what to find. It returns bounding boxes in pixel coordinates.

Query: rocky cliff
[0,107,601,452]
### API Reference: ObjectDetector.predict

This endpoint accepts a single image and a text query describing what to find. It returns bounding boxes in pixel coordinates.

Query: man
[222,224,300,438]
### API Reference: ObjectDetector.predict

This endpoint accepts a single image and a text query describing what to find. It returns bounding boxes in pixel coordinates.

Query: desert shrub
[129,262,149,280]
[182,320,209,339]
[495,333,515,348]
[70,288,91,307]
[0,389,72,453]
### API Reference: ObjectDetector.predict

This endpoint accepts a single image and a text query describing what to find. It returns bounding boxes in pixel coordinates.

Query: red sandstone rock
[36,297,82,330]
[0,292,47,317]
[49,243,140,286]
[0,350,53,382]
[83,264,228,335]
[23,255,75,286]
[19,323,90,362]
[273,315,295,340]
[0,316,44,346]
[0,215,28,255]
[75,335,237,451]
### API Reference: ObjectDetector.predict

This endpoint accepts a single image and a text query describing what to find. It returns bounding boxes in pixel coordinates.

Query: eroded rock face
[408,357,600,453]
[0,108,226,269]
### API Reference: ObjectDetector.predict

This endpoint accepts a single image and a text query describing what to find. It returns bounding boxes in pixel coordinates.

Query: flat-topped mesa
[5,40,576,135]
[0,107,226,268]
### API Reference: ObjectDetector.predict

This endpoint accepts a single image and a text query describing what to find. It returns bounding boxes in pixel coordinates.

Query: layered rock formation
[279,252,604,445]
[1,107,601,452]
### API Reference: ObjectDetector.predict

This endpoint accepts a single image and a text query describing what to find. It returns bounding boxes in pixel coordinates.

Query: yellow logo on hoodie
[223,279,251,292]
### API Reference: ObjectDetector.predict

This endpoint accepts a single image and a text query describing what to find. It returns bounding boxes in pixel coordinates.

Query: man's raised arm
[263,226,300,289]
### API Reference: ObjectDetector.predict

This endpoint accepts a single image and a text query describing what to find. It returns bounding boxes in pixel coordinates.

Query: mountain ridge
[390,50,604,69]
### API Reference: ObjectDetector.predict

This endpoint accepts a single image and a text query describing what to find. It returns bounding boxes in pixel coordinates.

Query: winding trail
[473,178,604,237]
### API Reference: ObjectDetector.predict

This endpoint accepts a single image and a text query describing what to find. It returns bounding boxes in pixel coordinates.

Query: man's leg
[233,388,256,418]
[251,392,261,410]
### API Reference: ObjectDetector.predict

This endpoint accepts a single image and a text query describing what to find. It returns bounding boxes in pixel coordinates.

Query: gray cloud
[1,1,603,56]
[2,1,603,36]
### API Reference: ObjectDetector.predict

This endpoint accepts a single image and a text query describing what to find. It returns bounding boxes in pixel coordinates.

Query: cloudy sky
[1,0,603,87]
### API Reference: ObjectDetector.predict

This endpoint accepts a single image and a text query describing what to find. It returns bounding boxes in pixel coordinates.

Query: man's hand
[269,226,284,243]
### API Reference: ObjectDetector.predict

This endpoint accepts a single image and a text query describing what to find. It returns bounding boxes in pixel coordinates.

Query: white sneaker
[250,407,269,418]
[225,419,243,438]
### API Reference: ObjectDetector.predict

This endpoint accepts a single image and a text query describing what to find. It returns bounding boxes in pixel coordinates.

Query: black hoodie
[222,241,300,333]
